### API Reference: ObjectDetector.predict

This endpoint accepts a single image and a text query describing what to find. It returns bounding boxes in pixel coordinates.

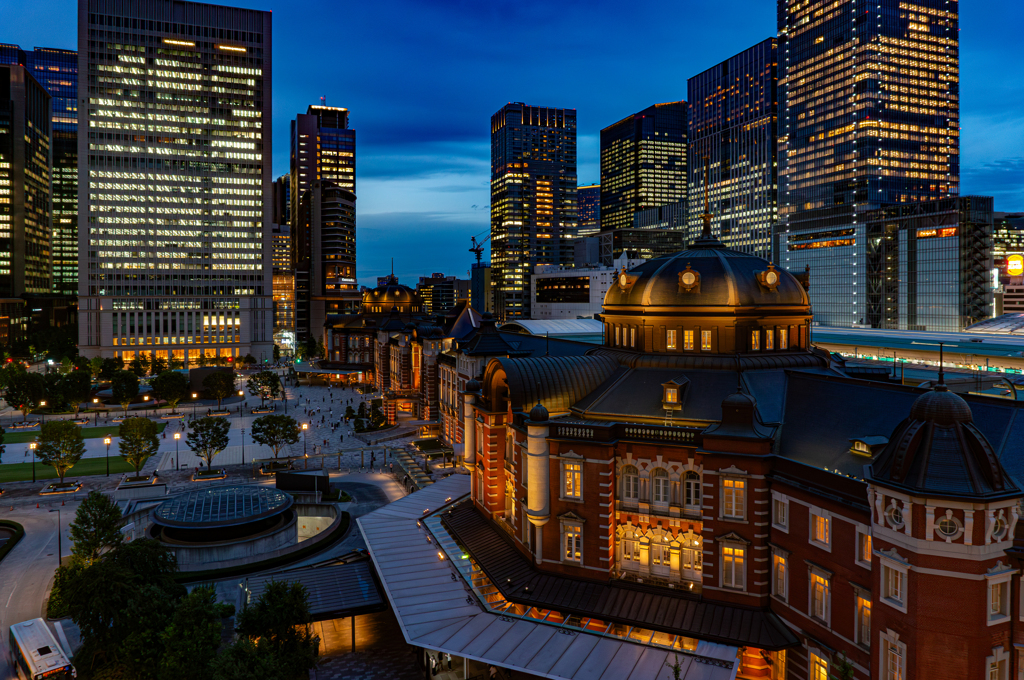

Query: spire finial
[701,155,712,238]
[736,352,743,394]
[937,342,945,388]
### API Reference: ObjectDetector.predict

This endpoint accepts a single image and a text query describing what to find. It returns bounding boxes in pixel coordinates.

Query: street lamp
[49,508,61,568]
[192,393,198,420]
[104,436,112,477]
[29,442,37,483]
[173,432,180,469]
[40,401,46,424]
[240,427,246,465]
[302,422,308,456]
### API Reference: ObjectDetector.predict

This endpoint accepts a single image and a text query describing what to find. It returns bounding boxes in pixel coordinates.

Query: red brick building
[457,229,1024,679]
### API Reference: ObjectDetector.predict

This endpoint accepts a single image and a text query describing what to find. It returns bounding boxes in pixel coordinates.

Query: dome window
[885,502,905,529]
[678,264,700,293]
[757,264,781,292]
[934,511,963,541]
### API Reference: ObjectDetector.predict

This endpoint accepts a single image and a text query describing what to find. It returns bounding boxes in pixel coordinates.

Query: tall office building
[577,183,600,237]
[271,174,293,348]
[687,38,778,260]
[290,104,354,234]
[1,45,78,296]
[77,0,273,363]
[294,180,357,342]
[778,0,960,327]
[0,63,52,298]
[470,262,492,314]
[490,102,577,321]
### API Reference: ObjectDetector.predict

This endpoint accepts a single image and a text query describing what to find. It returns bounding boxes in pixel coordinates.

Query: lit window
[665,387,678,403]
[563,462,582,499]
[683,330,694,350]
[722,478,745,519]
[751,329,760,351]
[810,653,829,680]
[856,595,871,647]
[621,536,640,565]
[779,328,789,349]
[858,530,873,567]
[884,639,905,680]
[701,330,712,351]
[563,524,582,563]
[766,329,774,350]
[630,327,636,347]
[773,552,787,599]
[811,512,831,548]
[810,571,830,622]
[614,326,620,346]
[722,545,745,589]
[683,471,701,512]
[666,329,676,350]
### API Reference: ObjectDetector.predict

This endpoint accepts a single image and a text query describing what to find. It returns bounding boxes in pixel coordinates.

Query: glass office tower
[77,0,274,364]
[777,0,960,327]
[289,104,355,235]
[577,183,600,237]
[490,102,577,321]
[687,39,777,260]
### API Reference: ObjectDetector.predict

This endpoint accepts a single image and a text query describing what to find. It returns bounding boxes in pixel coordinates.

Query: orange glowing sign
[916,227,958,239]
[1008,254,1024,276]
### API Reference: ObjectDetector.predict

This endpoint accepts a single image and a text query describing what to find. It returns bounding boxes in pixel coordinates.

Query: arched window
[621,466,638,503]
[621,530,640,569]
[652,468,669,504]
[684,471,701,512]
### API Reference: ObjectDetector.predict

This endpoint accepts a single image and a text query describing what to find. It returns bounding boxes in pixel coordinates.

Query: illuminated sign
[162,39,195,47]
[916,227,958,239]
[1008,254,1024,276]
[217,44,246,52]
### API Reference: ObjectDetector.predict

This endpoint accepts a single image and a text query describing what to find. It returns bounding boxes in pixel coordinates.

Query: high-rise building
[290,104,354,233]
[993,212,1024,283]
[470,262,492,315]
[294,180,358,342]
[270,173,293,347]
[416,273,470,315]
[1,44,77,296]
[599,102,687,260]
[272,173,289,226]
[687,38,777,260]
[778,0,960,327]
[490,102,577,321]
[0,63,52,298]
[577,183,600,237]
[77,0,274,364]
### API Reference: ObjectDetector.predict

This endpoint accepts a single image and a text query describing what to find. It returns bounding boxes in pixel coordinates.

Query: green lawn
[0,456,137,483]
[1,423,166,445]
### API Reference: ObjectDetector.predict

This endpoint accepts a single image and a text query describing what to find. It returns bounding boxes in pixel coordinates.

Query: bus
[7,619,76,679]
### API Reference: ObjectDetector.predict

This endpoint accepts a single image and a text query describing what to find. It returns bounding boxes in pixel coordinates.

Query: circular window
[936,517,960,539]
[886,505,904,528]
[993,516,1008,541]
[765,270,779,286]
[681,271,697,286]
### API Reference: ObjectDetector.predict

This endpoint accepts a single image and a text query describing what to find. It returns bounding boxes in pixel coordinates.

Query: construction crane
[469,230,491,265]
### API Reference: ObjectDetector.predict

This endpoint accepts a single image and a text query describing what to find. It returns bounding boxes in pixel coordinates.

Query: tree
[43,372,67,412]
[272,345,281,363]
[118,417,160,477]
[0,424,5,464]
[830,652,856,680]
[0,359,25,396]
[159,586,222,680]
[6,371,46,420]
[315,339,325,359]
[89,356,104,378]
[168,355,184,370]
[344,405,355,420]
[243,353,257,367]
[151,371,188,413]
[111,370,140,415]
[130,355,148,377]
[59,357,74,375]
[150,354,168,376]
[69,490,124,566]
[62,370,93,416]
[99,356,124,379]
[233,580,318,679]
[36,420,86,484]
[186,416,230,471]
[247,371,281,407]
[250,415,300,460]
[204,370,236,410]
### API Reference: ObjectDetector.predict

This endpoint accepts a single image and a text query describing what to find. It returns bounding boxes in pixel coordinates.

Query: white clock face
[619,273,628,287]
[681,271,697,286]
[765,271,779,286]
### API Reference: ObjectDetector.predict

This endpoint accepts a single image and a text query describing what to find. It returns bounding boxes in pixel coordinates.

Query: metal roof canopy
[241,559,386,621]
[152,486,292,529]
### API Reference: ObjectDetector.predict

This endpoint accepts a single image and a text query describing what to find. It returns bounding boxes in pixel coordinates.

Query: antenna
[937,342,945,386]
[320,95,326,106]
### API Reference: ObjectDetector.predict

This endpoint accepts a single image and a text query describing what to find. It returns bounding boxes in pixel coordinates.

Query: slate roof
[442,501,798,651]
[495,355,621,414]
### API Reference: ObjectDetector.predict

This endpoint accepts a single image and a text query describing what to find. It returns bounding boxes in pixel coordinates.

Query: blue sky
[6,0,1024,285]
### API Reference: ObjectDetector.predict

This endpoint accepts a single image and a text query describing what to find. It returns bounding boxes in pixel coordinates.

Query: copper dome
[908,386,973,427]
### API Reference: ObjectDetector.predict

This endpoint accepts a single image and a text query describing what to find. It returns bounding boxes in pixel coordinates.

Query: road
[0,502,75,679]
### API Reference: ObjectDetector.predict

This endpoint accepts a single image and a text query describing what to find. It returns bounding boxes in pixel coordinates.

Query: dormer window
[665,387,678,404]
[662,379,686,411]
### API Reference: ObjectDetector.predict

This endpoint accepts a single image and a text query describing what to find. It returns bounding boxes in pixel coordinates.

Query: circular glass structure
[151,486,294,544]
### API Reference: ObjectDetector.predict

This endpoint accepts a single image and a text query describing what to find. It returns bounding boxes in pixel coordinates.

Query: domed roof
[868,385,1018,499]
[604,245,809,310]
[465,378,481,394]
[528,402,549,423]
[362,282,421,305]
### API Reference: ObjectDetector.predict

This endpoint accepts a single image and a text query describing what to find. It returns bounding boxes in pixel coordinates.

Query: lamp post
[173,432,180,470]
[104,436,112,477]
[49,508,61,568]
[192,393,198,420]
[29,442,37,483]
[302,422,308,457]
[40,401,46,424]
[240,427,245,465]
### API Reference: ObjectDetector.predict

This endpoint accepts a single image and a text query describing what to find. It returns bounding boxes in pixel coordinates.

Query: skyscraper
[599,102,687,261]
[77,0,274,364]
[577,183,600,237]
[1,45,78,296]
[0,63,52,298]
[687,38,778,260]
[271,174,293,348]
[490,102,577,321]
[290,104,355,235]
[777,0,960,327]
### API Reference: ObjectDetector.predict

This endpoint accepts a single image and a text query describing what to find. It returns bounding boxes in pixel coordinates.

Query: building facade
[993,212,1024,283]
[490,102,577,321]
[0,63,52,298]
[687,38,777,260]
[600,101,688,260]
[289,104,354,235]
[577,183,600,237]
[416,273,470,315]
[530,255,643,320]
[778,0,961,328]
[294,180,358,343]
[76,0,274,363]
[470,262,492,315]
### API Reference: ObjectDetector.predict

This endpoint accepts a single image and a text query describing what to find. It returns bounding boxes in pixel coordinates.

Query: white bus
[7,619,76,679]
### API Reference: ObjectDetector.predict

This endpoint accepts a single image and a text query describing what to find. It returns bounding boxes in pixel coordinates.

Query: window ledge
[881,596,907,614]
[988,614,1011,627]
[559,497,585,504]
